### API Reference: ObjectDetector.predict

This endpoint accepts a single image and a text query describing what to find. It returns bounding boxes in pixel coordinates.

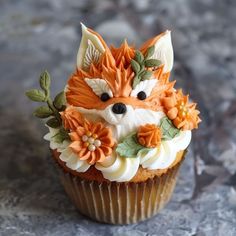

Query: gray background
[1,0,236,235]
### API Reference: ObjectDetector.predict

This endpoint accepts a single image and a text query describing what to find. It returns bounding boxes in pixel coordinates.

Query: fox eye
[137,91,147,100]
[100,92,111,102]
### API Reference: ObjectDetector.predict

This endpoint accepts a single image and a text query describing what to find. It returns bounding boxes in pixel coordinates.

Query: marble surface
[0,0,236,235]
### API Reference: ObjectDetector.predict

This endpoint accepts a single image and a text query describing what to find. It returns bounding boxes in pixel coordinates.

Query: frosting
[77,23,106,70]
[162,90,201,130]
[84,78,113,98]
[76,106,165,141]
[44,127,70,152]
[95,130,191,181]
[137,124,162,148]
[32,24,201,182]
[95,152,140,182]
[60,146,90,172]
[140,130,191,170]
[140,30,173,73]
[61,107,115,165]
[130,79,157,98]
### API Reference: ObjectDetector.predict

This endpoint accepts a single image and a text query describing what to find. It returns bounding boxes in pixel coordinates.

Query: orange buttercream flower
[61,106,114,164]
[69,122,114,164]
[60,106,85,130]
[137,124,162,148]
[162,90,201,131]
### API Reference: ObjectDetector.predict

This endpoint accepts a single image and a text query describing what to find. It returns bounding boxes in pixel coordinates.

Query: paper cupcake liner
[56,157,184,225]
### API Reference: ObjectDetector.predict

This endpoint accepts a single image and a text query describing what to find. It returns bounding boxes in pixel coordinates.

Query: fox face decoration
[66,24,178,141]
[27,23,200,182]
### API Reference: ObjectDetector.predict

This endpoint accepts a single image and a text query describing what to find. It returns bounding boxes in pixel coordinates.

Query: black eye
[100,92,110,102]
[137,91,147,100]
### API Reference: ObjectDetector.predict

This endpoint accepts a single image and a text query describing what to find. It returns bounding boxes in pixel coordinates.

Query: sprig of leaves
[25,71,69,143]
[131,45,162,89]
[160,116,180,140]
[116,133,150,158]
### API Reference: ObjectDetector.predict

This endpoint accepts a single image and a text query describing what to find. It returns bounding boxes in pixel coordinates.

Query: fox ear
[77,23,107,71]
[140,31,173,73]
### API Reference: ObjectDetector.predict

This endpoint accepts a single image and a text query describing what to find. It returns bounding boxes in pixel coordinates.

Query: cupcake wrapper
[56,158,184,225]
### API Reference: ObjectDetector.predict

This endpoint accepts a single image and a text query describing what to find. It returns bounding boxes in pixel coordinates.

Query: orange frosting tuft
[110,40,135,69]
[61,106,115,164]
[60,106,85,130]
[162,90,201,130]
[66,61,173,111]
[137,124,162,148]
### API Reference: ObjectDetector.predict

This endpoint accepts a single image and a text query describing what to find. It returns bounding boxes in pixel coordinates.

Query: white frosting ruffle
[60,146,90,172]
[45,126,191,182]
[95,152,140,182]
[140,130,191,170]
[43,127,69,152]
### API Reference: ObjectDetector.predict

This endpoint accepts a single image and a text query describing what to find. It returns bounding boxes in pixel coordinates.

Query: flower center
[82,133,101,152]
[177,101,189,118]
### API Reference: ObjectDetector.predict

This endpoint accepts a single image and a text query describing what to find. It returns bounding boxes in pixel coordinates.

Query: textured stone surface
[0,0,236,235]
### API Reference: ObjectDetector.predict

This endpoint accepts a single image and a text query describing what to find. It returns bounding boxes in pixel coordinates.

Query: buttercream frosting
[40,24,201,182]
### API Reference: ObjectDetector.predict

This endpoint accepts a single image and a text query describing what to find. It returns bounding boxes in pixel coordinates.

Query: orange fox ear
[77,23,108,71]
[140,31,173,73]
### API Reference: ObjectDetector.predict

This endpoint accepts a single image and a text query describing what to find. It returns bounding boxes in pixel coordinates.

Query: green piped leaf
[145,45,155,59]
[52,128,70,143]
[132,76,141,89]
[116,133,150,158]
[131,46,161,89]
[131,59,140,73]
[54,91,66,110]
[134,50,144,64]
[39,70,51,92]
[144,59,162,68]
[160,117,180,140]
[141,70,152,80]
[46,117,61,128]
[25,89,46,102]
[33,106,53,118]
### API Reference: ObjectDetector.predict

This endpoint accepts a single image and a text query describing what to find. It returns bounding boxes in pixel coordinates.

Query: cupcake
[26,23,201,224]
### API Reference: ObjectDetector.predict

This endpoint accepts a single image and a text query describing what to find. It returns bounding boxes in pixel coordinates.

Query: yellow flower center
[177,101,189,118]
[82,134,101,151]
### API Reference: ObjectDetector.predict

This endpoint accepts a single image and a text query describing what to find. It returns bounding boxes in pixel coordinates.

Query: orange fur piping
[66,27,201,130]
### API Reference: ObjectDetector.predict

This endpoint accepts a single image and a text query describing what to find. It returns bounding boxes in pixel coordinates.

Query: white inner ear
[131,79,157,97]
[77,23,105,70]
[84,78,113,97]
[83,40,102,70]
[151,31,173,73]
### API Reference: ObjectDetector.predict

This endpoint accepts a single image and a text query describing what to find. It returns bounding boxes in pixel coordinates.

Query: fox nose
[112,103,127,114]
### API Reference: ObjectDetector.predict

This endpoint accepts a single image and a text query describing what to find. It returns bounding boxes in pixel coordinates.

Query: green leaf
[131,59,140,73]
[53,91,66,110]
[33,106,53,118]
[145,45,155,59]
[52,128,70,143]
[141,70,152,81]
[144,59,162,68]
[39,71,51,92]
[134,50,144,64]
[132,76,141,89]
[46,117,61,128]
[116,133,146,158]
[160,116,180,140]
[137,148,151,157]
[25,89,46,102]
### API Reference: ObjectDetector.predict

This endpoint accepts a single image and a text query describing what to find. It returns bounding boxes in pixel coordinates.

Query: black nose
[112,103,127,114]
